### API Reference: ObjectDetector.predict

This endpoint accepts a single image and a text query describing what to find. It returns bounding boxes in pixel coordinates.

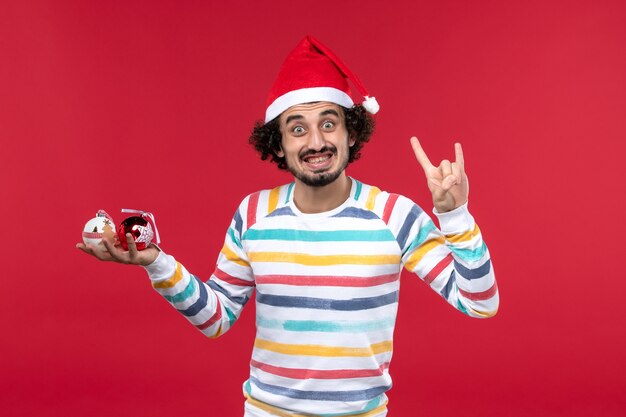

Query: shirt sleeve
[143,202,256,337]
[390,196,499,318]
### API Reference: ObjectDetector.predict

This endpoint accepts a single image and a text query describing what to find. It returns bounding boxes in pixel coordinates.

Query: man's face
[277,102,355,187]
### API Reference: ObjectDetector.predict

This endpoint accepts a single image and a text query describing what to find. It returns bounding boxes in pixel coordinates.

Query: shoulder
[234,183,295,232]
[350,178,424,222]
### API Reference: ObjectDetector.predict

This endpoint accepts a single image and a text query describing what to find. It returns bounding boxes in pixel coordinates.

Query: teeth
[306,155,330,163]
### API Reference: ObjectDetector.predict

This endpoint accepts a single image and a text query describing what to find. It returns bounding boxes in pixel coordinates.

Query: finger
[410,137,433,170]
[76,243,99,257]
[427,176,443,189]
[451,161,462,180]
[441,159,452,178]
[77,243,97,255]
[126,233,139,261]
[79,242,115,261]
[454,142,464,167]
[441,174,459,191]
[102,237,128,263]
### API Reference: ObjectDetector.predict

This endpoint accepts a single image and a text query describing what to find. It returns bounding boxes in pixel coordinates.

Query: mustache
[299,146,337,159]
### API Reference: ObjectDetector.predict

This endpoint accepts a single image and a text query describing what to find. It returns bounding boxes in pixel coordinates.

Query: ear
[274,125,286,157]
[348,134,356,148]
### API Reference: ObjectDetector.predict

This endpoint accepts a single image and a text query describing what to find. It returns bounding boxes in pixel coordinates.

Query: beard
[286,145,349,187]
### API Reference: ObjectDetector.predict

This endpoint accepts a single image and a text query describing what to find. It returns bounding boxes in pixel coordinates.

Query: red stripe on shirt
[424,253,453,285]
[255,273,399,287]
[382,193,400,224]
[250,359,389,379]
[247,191,260,229]
[214,267,255,287]
[459,282,498,301]
[197,298,222,330]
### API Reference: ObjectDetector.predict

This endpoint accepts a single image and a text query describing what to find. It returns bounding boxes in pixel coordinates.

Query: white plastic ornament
[82,210,116,246]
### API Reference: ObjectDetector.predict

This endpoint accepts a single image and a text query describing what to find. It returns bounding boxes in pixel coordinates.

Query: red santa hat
[264,35,380,123]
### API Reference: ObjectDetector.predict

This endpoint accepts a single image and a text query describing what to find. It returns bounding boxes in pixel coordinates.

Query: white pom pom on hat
[264,35,380,123]
[362,96,380,114]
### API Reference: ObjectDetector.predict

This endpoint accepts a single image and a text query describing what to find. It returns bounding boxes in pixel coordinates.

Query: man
[78,36,498,417]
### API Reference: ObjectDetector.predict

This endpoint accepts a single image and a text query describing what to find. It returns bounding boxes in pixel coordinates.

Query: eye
[322,121,335,130]
[292,126,305,135]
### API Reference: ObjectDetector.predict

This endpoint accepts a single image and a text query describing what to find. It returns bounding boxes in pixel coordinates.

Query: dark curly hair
[249,104,375,170]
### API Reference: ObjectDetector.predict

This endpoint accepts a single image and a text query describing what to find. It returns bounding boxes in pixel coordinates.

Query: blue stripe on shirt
[396,205,423,249]
[250,376,390,402]
[208,279,250,305]
[256,291,398,311]
[267,206,296,217]
[454,258,491,280]
[440,270,456,299]
[332,207,379,220]
[233,209,243,237]
[179,275,208,317]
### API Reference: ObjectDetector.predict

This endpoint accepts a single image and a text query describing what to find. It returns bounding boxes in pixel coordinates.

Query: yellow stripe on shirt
[254,338,393,357]
[249,252,401,266]
[221,244,250,267]
[446,224,481,243]
[468,307,498,318]
[152,262,183,289]
[404,236,446,271]
[365,186,381,211]
[268,186,281,213]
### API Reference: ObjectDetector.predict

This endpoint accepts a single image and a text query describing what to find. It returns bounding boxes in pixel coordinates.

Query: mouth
[301,151,334,170]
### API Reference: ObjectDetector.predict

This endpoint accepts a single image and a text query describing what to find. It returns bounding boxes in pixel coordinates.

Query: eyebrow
[285,114,304,125]
[320,109,340,117]
[284,109,341,125]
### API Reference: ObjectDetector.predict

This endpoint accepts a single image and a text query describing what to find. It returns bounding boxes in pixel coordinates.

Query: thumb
[441,174,459,191]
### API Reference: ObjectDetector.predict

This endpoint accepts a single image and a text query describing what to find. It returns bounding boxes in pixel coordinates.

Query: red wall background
[1,1,625,416]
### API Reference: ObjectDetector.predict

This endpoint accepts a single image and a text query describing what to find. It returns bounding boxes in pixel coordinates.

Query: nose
[307,126,325,151]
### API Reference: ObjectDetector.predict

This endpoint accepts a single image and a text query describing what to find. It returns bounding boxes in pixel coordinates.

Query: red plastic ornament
[117,216,155,251]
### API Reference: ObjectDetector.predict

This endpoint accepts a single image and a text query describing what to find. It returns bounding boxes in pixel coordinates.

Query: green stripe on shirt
[243,228,395,242]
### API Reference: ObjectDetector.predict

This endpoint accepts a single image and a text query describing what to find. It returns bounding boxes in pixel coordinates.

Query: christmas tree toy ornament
[82,210,116,246]
[117,209,161,251]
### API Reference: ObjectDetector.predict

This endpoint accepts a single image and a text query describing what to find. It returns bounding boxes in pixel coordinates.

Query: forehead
[279,102,343,124]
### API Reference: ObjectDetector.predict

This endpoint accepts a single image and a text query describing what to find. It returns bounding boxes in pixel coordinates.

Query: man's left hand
[410,136,469,213]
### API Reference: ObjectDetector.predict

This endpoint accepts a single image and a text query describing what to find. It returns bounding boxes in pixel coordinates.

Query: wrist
[143,250,177,281]
[434,199,467,213]
[433,202,474,234]
[138,244,161,266]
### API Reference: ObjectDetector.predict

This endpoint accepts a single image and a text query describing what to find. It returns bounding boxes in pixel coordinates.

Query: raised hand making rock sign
[410,136,469,213]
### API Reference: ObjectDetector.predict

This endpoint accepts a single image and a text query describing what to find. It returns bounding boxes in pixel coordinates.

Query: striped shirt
[145,178,498,416]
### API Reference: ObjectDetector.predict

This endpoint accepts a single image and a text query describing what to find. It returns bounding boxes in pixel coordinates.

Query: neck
[292,174,352,214]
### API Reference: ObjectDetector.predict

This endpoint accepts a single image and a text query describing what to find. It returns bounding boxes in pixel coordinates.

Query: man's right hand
[76,233,159,266]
